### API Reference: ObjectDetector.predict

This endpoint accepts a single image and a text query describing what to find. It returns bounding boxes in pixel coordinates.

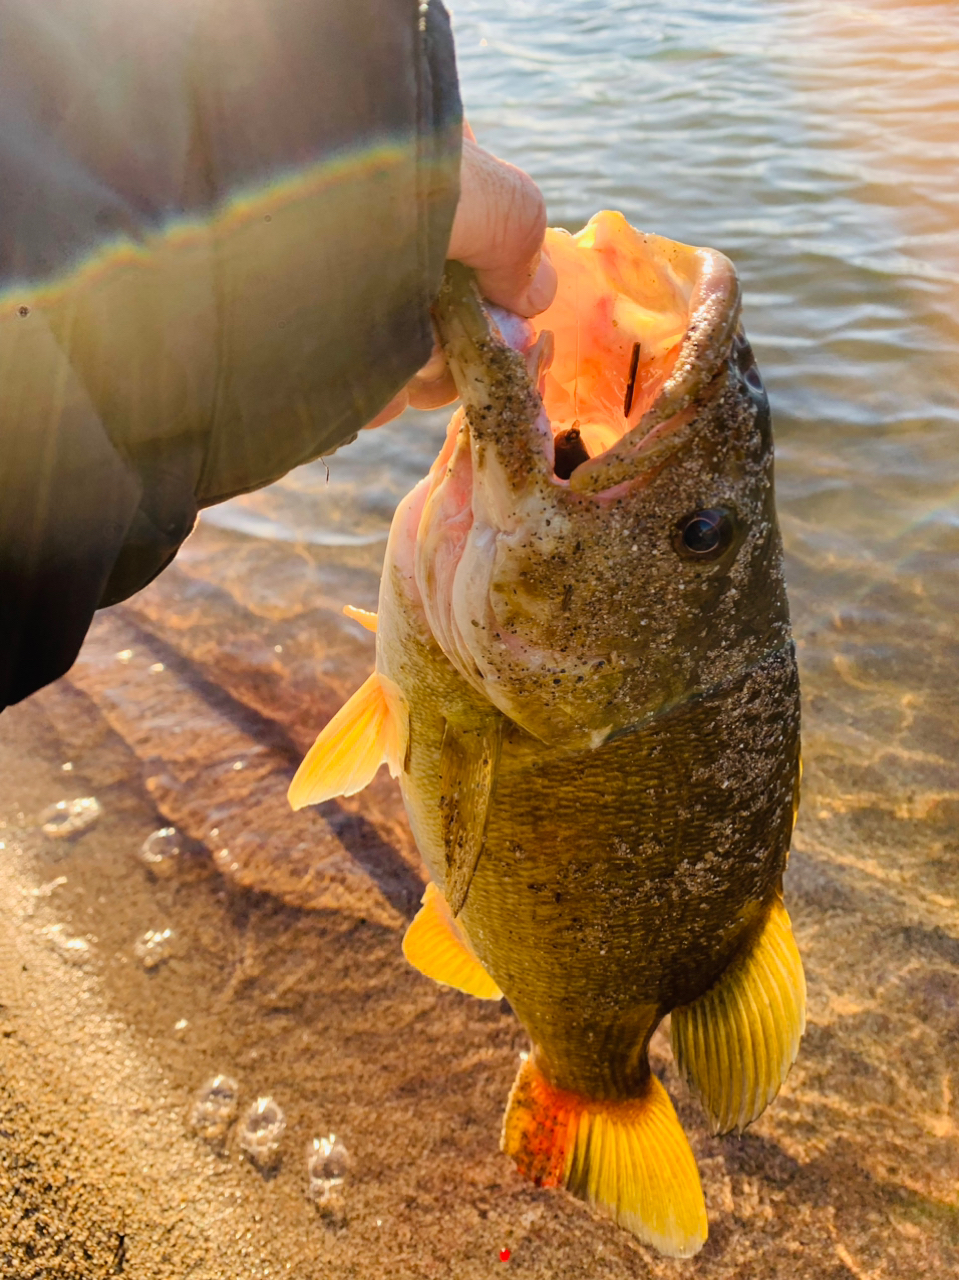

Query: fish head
[404,211,790,747]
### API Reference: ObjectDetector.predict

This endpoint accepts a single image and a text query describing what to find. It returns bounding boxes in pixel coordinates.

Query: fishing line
[623,341,641,418]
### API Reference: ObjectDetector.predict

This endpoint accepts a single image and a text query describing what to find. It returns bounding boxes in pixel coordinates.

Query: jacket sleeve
[0,0,461,709]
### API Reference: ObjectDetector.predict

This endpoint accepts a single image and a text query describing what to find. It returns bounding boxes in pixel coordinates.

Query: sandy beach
[1,546,957,1278]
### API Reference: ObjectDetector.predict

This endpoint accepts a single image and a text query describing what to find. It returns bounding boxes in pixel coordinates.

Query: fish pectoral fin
[439,717,502,916]
[287,670,408,810]
[501,1056,707,1259]
[402,882,502,1000]
[671,894,806,1135]
[342,604,378,632]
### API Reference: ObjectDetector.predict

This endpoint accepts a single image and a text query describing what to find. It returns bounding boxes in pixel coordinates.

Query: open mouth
[414,215,746,732]
[524,213,742,495]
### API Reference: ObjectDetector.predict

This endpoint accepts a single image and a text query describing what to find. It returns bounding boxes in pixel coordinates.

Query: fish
[288,211,804,1258]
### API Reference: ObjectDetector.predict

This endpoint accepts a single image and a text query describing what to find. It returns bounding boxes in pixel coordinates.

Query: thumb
[447,138,557,317]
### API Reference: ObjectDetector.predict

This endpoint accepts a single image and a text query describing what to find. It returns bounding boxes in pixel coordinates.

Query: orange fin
[501,1056,707,1259]
[671,894,806,1135]
[287,670,408,810]
[342,604,378,633]
[402,883,502,1000]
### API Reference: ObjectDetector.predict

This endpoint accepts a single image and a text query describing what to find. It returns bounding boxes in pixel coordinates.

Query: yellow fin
[287,670,408,810]
[671,894,806,1136]
[402,882,502,999]
[342,604,378,632]
[501,1056,707,1259]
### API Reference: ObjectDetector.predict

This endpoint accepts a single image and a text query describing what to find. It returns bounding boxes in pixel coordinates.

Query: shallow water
[2,2,958,1276]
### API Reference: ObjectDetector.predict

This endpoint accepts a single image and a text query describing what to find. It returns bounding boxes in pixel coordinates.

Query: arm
[0,0,461,708]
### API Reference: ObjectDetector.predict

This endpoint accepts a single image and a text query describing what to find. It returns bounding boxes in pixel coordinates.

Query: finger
[363,388,409,430]
[415,340,447,383]
[407,334,456,409]
[448,139,557,317]
[406,366,458,411]
[365,340,455,426]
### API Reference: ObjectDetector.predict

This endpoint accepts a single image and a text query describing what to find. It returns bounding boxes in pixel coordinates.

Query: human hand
[365,131,557,427]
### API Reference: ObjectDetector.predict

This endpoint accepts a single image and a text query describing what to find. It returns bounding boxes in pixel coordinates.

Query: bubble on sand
[133,927,175,970]
[239,1096,286,1166]
[173,1018,189,1039]
[307,1135,351,1211]
[137,827,185,877]
[42,923,93,965]
[309,1134,351,1182]
[40,797,101,839]
[191,1075,239,1143]
[30,876,68,899]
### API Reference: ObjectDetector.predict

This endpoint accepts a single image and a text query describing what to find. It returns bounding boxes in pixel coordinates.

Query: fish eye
[674,508,736,560]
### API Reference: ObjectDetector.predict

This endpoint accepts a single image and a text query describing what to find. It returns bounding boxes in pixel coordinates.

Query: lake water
[4,3,958,1276]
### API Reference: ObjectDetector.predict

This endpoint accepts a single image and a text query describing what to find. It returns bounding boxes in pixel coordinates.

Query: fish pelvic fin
[287,670,408,810]
[402,882,503,1000]
[671,894,806,1136]
[342,604,378,632]
[501,1056,707,1259]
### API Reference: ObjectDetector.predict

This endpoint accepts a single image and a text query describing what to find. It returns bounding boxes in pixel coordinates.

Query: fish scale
[394,625,799,1099]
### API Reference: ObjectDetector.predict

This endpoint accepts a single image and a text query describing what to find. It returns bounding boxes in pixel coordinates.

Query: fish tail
[287,670,408,810]
[671,893,806,1135]
[501,1055,707,1259]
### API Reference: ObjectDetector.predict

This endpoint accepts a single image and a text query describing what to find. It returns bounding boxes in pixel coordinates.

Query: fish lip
[566,247,742,496]
[432,242,742,503]
[432,263,554,498]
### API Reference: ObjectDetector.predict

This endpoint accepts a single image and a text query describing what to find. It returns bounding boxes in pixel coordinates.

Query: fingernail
[523,252,557,315]
[416,344,447,382]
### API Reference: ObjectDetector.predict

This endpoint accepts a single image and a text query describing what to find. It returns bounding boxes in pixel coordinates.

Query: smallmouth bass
[290,211,804,1258]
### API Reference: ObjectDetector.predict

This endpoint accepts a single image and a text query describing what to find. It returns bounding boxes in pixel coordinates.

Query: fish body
[290,212,804,1257]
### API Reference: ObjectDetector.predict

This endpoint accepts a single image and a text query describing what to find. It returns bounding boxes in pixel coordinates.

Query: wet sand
[2,509,958,1280]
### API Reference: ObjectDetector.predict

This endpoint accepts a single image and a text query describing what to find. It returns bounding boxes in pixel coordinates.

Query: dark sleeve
[0,0,461,709]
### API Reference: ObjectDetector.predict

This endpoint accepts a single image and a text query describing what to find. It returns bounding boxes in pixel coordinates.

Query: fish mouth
[433,213,742,504]
[412,216,745,739]
[530,213,742,496]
